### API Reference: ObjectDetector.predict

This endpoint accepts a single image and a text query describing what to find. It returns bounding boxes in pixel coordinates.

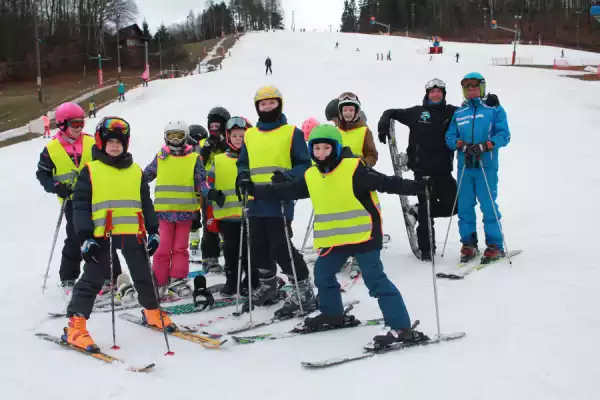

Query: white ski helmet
[164,120,190,151]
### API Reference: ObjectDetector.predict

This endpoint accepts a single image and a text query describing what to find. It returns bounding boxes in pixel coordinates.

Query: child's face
[229,129,245,149]
[341,106,356,122]
[67,120,84,138]
[313,143,333,161]
[258,99,279,112]
[106,138,124,157]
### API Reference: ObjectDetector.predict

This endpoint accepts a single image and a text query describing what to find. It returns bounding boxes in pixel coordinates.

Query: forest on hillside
[341,0,600,50]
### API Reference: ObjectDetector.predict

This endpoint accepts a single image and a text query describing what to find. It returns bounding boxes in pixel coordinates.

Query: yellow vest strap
[91,200,143,213]
[217,201,243,210]
[94,216,140,230]
[313,224,372,239]
[154,198,199,205]
[54,171,78,183]
[155,185,196,193]
[314,209,371,223]
[250,166,288,176]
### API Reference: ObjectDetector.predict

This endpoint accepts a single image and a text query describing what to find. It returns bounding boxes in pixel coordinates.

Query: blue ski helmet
[461,72,486,98]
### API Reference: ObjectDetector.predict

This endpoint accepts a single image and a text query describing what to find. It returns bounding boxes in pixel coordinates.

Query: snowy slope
[3,31,600,400]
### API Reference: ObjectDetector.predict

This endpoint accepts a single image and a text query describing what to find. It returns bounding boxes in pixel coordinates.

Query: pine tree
[142,19,151,40]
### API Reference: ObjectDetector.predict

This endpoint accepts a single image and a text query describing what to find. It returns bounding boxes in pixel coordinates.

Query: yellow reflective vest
[199,138,224,171]
[46,135,94,203]
[305,158,379,249]
[244,124,294,184]
[338,126,367,158]
[154,151,200,212]
[212,153,242,220]
[87,161,143,238]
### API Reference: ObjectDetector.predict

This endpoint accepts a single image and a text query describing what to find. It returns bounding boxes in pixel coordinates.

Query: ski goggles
[338,92,358,102]
[165,130,187,141]
[426,78,446,90]
[67,119,85,129]
[101,117,130,136]
[226,116,251,131]
[461,78,483,88]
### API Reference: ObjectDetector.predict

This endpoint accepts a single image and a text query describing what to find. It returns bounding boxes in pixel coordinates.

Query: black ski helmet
[207,107,231,125]
[325,98,339,121]
[188,124,208,145]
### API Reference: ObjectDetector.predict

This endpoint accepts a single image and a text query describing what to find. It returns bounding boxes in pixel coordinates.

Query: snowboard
[387,121,420,258]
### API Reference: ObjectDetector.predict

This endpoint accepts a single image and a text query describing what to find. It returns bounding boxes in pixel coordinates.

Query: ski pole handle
[105,210,114,238]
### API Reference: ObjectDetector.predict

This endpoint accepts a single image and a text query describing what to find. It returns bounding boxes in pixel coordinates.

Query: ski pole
[234,198,245,316]
[105,210,119,350]
[440,164,465,258]
[424,177,442,340]
[300,209,314,253]
[136,212,174,356]
[42,200,68,294]
[479,164,512,265]
[281,202,304,315]
[244,192,254,324]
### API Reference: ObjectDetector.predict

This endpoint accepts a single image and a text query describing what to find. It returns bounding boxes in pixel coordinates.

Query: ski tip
[164,351,175,356]
[128,362,156,372]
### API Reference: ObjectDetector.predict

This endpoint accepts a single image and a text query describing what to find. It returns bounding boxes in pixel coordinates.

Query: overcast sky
[136,0,345,33]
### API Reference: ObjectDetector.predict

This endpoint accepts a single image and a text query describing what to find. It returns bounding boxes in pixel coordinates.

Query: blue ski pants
[313,248,411,330]
[457,167,503,249]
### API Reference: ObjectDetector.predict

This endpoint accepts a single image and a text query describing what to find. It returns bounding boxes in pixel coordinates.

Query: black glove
[191,211,202,231]
[271,171,291,183]
[468,142,494,156]
[81,239,101,263]
[147,233,160,257]
[235,172,254,200]
[377,112,392,144]
[53,182,73,199]
[207,189,226,208]
[485,93,500,107]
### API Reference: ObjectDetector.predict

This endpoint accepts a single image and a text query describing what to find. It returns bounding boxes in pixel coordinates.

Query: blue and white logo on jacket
[419,111,431,123]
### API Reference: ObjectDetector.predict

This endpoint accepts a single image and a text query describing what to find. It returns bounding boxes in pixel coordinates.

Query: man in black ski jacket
[377,78,499,260]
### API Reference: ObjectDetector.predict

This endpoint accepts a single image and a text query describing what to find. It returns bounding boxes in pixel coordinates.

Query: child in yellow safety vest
[143,121,206,298]
[36,102,123,297]
[249,124,430,349]
[336,92,378,167]
[64,116,174,352]
[204,116,259,296]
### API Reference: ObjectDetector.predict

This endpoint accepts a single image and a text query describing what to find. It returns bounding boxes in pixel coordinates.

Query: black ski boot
[274,278,318,319]
[241,276,280,312]
[220,269,238,297]
[370,321,429,350]
[296,313,360,333]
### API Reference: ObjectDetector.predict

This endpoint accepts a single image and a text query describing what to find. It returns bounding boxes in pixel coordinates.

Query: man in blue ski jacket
[445,72,511,264]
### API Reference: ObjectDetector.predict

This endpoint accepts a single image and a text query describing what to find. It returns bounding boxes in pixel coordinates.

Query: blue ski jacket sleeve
[236,114,310,220]
[445,98,510,170]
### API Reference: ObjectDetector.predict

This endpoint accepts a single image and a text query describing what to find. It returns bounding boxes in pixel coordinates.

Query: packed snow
[3,31,600,400]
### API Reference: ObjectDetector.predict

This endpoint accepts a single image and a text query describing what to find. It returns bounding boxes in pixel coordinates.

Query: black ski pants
[67,236,158,319]
[60,200,122,282]
[248,217,309,282]
[265,65,272,75]
[220,220,259,288]
[414,173,458,253]
[201,201,221,259]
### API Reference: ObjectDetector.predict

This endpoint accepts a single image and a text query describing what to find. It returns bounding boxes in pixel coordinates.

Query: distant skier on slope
[250,124,429,349]
[265,57,272,75]
[445,72,510,264]
[377,78,500,261]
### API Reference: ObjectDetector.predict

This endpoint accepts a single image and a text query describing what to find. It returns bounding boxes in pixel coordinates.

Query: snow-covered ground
[3,31,600,399]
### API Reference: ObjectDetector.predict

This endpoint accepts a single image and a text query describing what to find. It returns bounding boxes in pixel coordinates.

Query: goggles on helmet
[67,119,85,129]
[339,92,359,102]
[165,130,186,141]
[461,78,483,88]
[426,78,446,90]
[102,117,130,136]
[226,116,251,131]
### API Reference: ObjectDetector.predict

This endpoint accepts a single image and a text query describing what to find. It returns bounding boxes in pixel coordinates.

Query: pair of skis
[436,250,523,280]
[36,311,228,372]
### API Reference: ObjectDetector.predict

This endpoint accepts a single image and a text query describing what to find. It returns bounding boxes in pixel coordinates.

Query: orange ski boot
[142,308,177,332]
[62,315,100,353]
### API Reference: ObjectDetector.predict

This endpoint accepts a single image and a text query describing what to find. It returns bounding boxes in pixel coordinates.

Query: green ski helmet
[307,124,343,163]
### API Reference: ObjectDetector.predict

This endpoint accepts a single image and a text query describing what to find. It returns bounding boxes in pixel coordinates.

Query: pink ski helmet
[301,117,319,141]
[55,102,85,131]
